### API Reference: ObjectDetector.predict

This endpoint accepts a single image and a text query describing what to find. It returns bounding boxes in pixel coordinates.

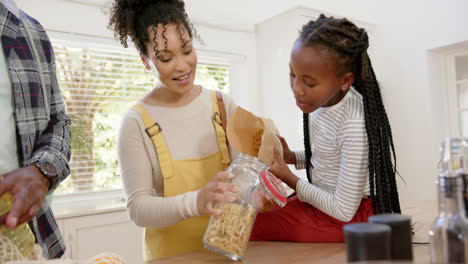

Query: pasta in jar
[203,154,287,260]
[203,202,256,258]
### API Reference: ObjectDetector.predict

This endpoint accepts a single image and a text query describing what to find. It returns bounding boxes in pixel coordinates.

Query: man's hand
[0,165,51,228]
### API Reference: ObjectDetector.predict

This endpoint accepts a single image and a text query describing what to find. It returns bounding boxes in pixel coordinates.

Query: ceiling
[66,0,318,32]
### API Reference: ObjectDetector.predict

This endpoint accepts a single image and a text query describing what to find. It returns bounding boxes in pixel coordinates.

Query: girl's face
[289,41,353,114]
[141,23,197,95]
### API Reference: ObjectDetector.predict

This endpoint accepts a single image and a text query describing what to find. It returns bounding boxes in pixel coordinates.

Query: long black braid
[299,14,400,214]
[303,113,312,183]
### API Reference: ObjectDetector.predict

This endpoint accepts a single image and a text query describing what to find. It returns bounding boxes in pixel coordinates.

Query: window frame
[446,50,468,137]
[48,31,241,204]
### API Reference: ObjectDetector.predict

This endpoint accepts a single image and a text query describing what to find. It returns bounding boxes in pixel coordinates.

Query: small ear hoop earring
[144,66,151,73]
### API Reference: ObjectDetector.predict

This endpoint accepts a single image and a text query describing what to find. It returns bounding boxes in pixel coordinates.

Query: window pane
[461,111,468,137]
[455,55,468,81]
[458,82,468,110]
[52,39,230,195]
[195,64,230,93]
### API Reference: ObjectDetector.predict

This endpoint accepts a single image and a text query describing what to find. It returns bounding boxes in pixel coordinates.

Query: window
[52,38,230,195]
[447,52,468,137]
[455,55,468,137]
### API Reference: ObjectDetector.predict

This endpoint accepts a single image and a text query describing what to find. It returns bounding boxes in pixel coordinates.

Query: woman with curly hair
[109,0,239,259]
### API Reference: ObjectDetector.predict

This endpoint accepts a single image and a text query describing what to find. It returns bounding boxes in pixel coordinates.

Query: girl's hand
[255,188,276,213]
[197,171,239,216]
[269,148,299,190]
[254,172,282,213]
[278,136,296,165]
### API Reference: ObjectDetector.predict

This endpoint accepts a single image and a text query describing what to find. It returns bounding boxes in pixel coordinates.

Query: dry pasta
[253,128,263,157]
[204,202,256,257]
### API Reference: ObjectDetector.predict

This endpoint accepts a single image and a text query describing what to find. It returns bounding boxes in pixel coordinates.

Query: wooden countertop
[145,200,435,263]
[146,241,430,264]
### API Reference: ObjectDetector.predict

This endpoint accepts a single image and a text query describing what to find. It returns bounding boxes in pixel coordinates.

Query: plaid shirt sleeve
[28,42,72,193]
[21,12,71,259]
[1,9,71,259]
[23,15,71,259]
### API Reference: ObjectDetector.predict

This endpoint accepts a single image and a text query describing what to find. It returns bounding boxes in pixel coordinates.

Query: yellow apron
[131,91,230,260]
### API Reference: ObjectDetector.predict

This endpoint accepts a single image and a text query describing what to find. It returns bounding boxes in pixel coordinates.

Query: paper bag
[227,107,283,166]
[258,118,283,166]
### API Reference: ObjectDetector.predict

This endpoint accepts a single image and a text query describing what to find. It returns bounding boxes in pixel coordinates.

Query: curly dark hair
[299,14,401,215]
[107,0,198,55]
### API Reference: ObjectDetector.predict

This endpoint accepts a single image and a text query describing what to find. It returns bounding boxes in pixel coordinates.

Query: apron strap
[132,103,174,179]
[211,91,230,165]
[215,90,228,133]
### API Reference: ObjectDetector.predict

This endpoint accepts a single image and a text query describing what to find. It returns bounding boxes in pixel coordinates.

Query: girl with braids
[250,14,401,242]
[110,0,239,259]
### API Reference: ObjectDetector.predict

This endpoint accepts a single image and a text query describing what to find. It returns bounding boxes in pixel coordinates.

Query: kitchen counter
[146,241,430,264]
[145,200,436,263]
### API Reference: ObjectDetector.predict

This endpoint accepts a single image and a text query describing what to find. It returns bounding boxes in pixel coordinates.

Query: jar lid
[260,171,287,206]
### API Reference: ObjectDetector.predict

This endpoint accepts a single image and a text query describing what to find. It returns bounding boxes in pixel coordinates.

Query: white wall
[15,0,468,202]
[255,8,309,181]
[14,0,258,112]
[255,0,468,202]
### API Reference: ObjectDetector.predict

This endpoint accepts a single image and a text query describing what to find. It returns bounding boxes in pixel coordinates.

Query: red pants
[250,196,373,242]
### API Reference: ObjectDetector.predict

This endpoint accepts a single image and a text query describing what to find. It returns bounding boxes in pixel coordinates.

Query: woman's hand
[269,148,299,190]
[278,136,296,165]
[197,171,239,216]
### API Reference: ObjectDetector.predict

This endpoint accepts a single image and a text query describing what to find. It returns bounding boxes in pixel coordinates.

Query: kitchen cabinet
[54,202,143,263]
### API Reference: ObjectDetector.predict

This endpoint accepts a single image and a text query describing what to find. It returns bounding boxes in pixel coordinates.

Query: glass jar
[250,170,288,209]
[203,153,287,260]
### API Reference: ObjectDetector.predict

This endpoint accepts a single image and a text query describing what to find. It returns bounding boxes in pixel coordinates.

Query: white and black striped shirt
[294,86,370,222]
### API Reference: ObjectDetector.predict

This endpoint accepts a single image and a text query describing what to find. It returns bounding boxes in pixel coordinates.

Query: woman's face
[141,23,197,95]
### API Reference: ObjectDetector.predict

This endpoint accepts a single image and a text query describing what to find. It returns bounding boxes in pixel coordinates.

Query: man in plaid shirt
[0,0,70,259]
